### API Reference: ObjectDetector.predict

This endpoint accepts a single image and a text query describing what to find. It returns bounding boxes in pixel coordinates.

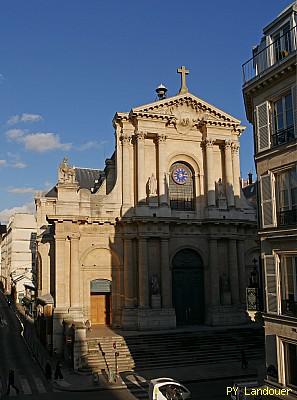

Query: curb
[52,371,258,392]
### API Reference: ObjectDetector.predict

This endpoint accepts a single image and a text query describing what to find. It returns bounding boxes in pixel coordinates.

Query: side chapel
[35,67,259,351]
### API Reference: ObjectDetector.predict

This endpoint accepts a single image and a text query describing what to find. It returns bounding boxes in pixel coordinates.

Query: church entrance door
[90,279,112,325]
[172,249,204,325]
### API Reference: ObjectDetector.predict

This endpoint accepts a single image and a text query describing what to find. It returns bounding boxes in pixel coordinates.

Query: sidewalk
[53,359,265,392]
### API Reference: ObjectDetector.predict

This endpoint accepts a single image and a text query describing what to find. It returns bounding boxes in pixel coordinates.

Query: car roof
[150,378,175,384]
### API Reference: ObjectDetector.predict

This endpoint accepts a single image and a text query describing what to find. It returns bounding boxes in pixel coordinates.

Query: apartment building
[242,1,297,394]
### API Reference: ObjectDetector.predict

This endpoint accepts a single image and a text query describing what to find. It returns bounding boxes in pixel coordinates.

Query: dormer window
[272,22,292,62]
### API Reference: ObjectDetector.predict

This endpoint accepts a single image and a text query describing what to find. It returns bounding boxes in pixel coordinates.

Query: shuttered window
[260,172,276,228]
[256,101,271,152]
[264,255,278,314]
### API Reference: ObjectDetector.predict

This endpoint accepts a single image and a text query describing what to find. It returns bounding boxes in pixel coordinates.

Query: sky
[0,0,293,222]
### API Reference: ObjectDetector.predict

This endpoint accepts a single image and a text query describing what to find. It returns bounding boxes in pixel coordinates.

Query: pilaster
[156,134,168,206]
[224,140,235,207]
[161,238,172,308]
[203,139,216,207]
[228,239,240,305]
[136,131,146,204]
[138,238,149,308]
[232,143,241,208]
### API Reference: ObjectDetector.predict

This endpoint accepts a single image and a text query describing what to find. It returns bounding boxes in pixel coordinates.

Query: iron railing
[242,25,297,84]
[272,126,295,147]
[277,209,297,227]
[281,299,297,317]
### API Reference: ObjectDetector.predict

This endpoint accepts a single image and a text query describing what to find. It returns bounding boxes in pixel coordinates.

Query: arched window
[169,162,195,211]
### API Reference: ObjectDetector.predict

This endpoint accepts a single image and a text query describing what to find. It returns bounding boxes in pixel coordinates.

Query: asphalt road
[0,293,52,398]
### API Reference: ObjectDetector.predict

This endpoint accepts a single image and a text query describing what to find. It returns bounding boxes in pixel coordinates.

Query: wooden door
[90,294,106,325]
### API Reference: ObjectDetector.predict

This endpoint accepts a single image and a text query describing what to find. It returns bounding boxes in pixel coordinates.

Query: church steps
[80,328,264,373]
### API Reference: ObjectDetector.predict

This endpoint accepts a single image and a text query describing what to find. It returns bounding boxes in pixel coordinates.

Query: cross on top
[177,65,189,94]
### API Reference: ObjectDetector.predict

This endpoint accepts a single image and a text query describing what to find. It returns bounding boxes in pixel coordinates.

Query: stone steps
[80,327,265,373]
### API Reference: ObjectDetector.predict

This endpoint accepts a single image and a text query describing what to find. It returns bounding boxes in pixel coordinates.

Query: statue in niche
[148,174,157,196]
[150,274,160,295]
[58,157,76,184]
[220,272,230,293]
[216,178,225,198]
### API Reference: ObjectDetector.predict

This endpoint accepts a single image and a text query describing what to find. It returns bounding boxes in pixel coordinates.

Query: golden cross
[177,65,189,94]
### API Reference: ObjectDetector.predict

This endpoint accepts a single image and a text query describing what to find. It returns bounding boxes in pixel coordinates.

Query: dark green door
[172,249,204,325]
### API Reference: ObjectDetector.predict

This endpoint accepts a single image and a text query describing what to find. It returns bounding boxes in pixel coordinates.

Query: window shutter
[264,255,278,314]
[260,172,276,228]
[292,85,297,137]
[256,101,271,151]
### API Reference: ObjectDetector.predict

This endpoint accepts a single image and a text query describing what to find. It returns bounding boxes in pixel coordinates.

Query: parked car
[149,377,191,400]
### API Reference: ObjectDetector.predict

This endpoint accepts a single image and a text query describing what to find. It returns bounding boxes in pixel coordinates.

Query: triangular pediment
[131,92,241,125]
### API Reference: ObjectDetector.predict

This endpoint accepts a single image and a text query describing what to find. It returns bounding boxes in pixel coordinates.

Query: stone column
[224,140,235,207]
[232,143,241,208]
[136,132,146,204]
[161,238,172,308]
[157,134,168,206]
[228,239,240,304]
[124,238,134,308]
[70,234,81,310]
[204,139,216,207]
[237,240,246,304]
[138,238,149,308]
[121,134,132,208]
[55,235,66,308]
[209,238,220,306]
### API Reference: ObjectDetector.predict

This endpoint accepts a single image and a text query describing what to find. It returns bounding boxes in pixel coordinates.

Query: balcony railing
[242,25,297,84]
[277,209,297,227]
[272,126,295,147]
[281,299,297,317]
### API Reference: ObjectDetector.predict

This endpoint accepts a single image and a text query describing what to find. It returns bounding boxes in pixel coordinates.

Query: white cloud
[5,129,71,153]
[77,140,108,151]
[11,162,27,169]
[0,159,7,166]
[7,187,37,194]
[7,113,43,125]
[0,202,35,224]
[22,132,71,152]
[6,128,25,140]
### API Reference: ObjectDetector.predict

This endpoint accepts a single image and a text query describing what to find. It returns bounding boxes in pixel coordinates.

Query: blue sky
[0,0,292,222]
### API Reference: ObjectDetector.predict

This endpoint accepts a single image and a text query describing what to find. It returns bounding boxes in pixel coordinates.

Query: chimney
[248,172,253,185]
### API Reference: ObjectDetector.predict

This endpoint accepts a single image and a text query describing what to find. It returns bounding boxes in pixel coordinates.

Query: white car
[149,377,191,400]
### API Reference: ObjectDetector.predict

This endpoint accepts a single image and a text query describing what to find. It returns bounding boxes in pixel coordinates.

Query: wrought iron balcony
[242,26,297,84]
[281,299,297,317]
[272,126,295,147]
[277,209,297,227]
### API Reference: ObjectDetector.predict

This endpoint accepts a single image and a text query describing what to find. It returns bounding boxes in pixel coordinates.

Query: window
[281,256,297,317]
[272,22,292,63]
[284,342,297,389]
[169,162,194,211]
[276,166,297,226]
[272,93,294,146]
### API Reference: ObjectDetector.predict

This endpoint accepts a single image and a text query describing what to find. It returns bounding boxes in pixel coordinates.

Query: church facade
[35,68,259,351]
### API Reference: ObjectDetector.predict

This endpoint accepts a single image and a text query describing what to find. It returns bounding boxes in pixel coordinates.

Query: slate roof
[242,182,257,209]
[45,167,104,198]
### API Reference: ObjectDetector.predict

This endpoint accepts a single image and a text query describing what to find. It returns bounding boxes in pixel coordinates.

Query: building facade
[242,2,297,395]
[0,213,37,301]
[36,68,259,352]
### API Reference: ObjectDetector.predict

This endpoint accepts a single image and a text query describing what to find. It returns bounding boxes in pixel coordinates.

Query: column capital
[54,234,67,241]
[135,131,146,141]
[202,138,214,148]
[155,133,167,143]
[69,233,80,240]
[224,139,233,149]
[231,142,240,154]
[120,134,132,145]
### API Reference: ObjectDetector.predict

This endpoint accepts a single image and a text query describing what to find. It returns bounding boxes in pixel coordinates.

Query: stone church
[35,67,259,351]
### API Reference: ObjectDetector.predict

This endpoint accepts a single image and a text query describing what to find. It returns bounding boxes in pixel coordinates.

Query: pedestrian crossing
[123,373,149,399]
[1,373,51,397]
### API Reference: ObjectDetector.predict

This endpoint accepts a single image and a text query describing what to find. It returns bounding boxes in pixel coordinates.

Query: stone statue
[216,178,225,198]
[220,272,230,293]
[150,274,160,295]
[58,157,77,184]
[148,174,157,196]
